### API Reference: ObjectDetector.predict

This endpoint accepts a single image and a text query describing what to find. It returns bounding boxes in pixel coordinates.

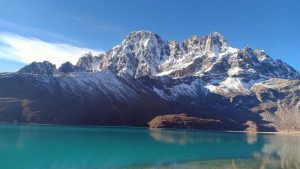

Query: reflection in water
[149,130,300,169]
[149,129,221,145]
[246,132,258,144]
[0,124,299,169]
[260,135,300,169]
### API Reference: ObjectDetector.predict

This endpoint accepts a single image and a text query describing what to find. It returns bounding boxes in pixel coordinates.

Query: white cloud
[0,32,103,67]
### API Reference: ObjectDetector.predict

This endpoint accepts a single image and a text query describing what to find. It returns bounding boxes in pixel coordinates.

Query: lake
[0,124,299,169]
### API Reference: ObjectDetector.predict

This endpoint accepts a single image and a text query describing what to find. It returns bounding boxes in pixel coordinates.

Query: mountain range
[0,31,299,132]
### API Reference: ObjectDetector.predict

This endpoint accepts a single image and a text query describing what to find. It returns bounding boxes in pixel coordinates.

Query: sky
[0,0,299,72]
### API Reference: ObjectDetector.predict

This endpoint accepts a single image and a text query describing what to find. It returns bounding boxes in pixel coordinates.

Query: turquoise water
[0,124,299,169]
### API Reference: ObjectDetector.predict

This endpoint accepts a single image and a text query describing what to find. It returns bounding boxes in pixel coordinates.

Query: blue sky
[0,0,299,72]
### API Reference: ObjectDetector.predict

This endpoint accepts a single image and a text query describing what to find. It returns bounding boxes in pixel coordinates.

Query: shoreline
[1,122,300,136]
[226,130,300,136]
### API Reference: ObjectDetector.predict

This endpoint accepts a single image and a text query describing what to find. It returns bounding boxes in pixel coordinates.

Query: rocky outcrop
[18,61,59,75]
[76,52,104,72]
[58,62,76,73]
[244,121,258,132]
[148,114,222,130]
[250,79,300,131]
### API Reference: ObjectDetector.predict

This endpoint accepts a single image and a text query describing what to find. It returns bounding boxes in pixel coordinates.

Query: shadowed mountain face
[0,31,299,131]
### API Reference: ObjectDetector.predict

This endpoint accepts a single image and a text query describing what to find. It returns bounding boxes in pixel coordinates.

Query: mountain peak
[95,30,299,79]
[121,30,165,49]
[128,30,154,36]
[82,52,93,57]
[76,53,103,72]
[191,35,200,40]
[18,61,59,75]
[207,32,227,42]
[126,30,162,41]
[204,32,228,56]
[209,31,224,37]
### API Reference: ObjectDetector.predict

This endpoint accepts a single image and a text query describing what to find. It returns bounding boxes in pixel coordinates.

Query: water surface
[0,124,299,169]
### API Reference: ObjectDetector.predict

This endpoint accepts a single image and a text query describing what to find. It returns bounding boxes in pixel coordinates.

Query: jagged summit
[76,52,104,72]
[122,30,164,46]
[18,31,299,81]
[207,31,227,44]
[126,30,161,39]
[204,32,228,56]
[18,61,59,75]
[209,31,224,37]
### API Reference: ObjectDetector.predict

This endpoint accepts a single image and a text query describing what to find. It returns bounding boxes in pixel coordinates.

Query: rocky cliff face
[0,31,299,131]
[18,61,59,75]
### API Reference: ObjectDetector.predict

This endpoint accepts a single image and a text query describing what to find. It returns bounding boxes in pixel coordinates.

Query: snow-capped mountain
[0,31,299,131]
[77,30,299,97]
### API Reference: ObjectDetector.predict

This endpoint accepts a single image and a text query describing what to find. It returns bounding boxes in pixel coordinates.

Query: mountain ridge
[0,30,299,131]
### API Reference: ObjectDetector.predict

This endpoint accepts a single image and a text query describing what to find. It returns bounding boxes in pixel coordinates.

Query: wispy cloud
[64,15,124,35]
[0,32,103,67]
[0,19,81,45]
